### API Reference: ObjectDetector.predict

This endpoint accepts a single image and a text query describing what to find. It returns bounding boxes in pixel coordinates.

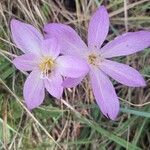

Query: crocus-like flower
[44,6,150,120]
[11,19,89,109]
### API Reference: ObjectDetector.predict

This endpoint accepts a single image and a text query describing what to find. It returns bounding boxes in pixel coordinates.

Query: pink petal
[13,53,39,71]
[56,55,89,78]
[44,23,87,56]
[23,69,45,109]
[62,76,84,88]
[90,67,119,120]
[101,31,150,58]
[10,19,43,55]
[88,6,109,49]
[100,59,146,87]
[44,72,63,99]
[41,38,60,59]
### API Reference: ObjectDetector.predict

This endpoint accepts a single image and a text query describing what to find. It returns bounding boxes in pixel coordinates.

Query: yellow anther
[88,54,97,65]
[39,57,54,76]
[87,53,103,66]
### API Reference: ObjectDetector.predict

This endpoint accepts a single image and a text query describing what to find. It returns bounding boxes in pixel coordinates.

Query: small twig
[109,0,149,17]
[119,97,150,107]
[124,0,128,32]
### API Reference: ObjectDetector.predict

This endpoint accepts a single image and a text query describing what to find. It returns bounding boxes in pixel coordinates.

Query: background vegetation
[0,0,150,149]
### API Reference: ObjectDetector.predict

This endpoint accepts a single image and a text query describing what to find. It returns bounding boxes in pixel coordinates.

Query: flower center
[39,57,54,77]
[87,53,103,66]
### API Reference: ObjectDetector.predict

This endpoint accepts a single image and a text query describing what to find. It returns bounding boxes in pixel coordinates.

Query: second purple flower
[44,6,150,120]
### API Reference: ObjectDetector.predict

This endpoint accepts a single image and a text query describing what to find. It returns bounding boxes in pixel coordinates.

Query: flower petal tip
[139,80,146,87]
[12,58,20,70]
[107,111,119,121]
[99,5,106,10]
[26,105,34,111]
[102,99,120,121]
[10,18,17,24]
[131,76,146,87]
[107,113,118,121]
[104,107,120,121]
[10,19,22,29]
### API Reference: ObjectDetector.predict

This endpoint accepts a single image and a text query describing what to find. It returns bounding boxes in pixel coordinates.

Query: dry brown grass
[0,0,150,149]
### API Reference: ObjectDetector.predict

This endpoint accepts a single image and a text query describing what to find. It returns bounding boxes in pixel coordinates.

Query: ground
[0,0,150,149]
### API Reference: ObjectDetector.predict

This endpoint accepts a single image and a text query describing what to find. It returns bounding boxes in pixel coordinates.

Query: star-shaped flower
[44,6,150,120]
[11,19,89,109]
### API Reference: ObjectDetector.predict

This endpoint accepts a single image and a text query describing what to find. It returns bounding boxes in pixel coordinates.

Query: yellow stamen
[88,54,97,65]
[39,57,54,76]
[88,53,102,66]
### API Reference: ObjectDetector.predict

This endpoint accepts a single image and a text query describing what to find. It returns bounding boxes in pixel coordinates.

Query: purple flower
[44,6,150,120]
[11,19,89,109]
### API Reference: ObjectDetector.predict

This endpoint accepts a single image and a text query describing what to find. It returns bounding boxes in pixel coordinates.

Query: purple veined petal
[62,76,84,88]
[44,23,87,56]
[41,38,60,59]
[101,31,150,58]
[13,53,39,71]
[10,19,43,55]
[56,55,89,78]
[90,67,119,120]
[44,72,63,99]
[88,6,109,50]
[100,59,146,87]
[23,69,45,109]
